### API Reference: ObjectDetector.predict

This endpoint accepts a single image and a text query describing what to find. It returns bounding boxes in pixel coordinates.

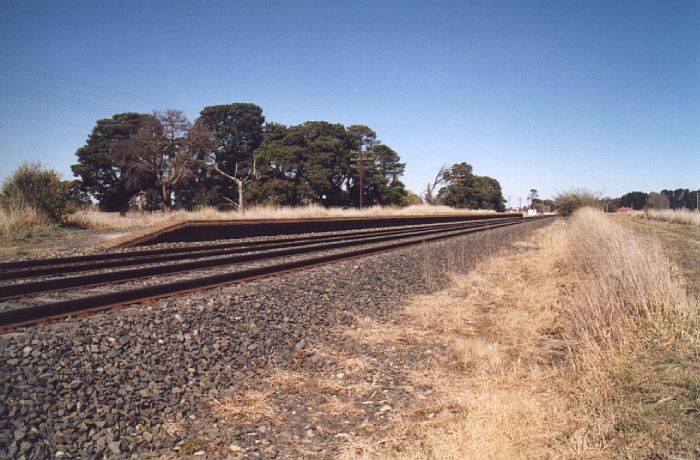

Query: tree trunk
[162,183,171,211]
[235,178,244,211]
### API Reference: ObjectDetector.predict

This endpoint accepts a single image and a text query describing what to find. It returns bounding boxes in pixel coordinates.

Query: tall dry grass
[565,208,695,351]
[643,208,700,227]
[64,204,497,230]
[558,208,699,454]
[344,208,699,458]
[0,202,50,240]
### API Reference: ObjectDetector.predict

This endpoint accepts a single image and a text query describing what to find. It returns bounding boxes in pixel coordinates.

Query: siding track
[0,215,552,331]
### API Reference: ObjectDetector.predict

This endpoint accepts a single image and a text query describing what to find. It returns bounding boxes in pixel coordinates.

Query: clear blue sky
[1,0,698,202]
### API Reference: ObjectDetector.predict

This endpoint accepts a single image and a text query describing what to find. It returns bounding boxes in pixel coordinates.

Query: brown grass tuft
[643,208,700,227]
[208,390,277,423]
[0,201,50,240]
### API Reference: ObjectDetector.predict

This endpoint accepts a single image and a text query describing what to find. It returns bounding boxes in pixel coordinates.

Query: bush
[553,188,600,217]
[401,191,423,206]
[0,162,74,222]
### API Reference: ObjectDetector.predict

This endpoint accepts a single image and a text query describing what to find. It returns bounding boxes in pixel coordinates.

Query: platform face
[115,213,524,247]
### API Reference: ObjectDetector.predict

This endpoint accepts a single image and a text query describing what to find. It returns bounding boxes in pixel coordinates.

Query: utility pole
[507,195,511,211]
[518,197,522,212]
[351,149,373,209]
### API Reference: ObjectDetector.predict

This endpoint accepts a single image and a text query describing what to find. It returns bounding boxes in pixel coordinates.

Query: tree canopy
[71,103,412,210]
[620,191,649,210]
[72,112,155,212]
[436,162,506,211]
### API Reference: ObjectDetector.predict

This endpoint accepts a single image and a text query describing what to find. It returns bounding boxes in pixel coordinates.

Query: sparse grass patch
[207,390,277,423]
[179,437,211,455]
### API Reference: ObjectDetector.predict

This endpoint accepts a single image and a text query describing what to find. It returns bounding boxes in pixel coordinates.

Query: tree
[197,103,265,209]
[674,188,689,209]
[600,196,621,212]
[349,144,407,207]
[422,166,448,205]
[645,192,670,210]
[251,121,407,207]
[253,121,353,206]
[689,189,700,211]
[620,191,649,210]
[248,123,309,206]
[113,110,212,211]
[347,124,379,208]
[1,161,75,222]
[553,188,600,216]
[401,191,423,206]
[437,162,506,211]
[474,176,507,212]
[72,112,154,212]
[660,188,690,209]
[527,189,538,209]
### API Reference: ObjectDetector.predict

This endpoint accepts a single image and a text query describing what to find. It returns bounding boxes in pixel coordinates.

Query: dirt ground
[0,228,128,260]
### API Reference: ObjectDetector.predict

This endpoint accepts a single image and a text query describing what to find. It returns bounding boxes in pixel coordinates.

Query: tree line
[602,189,700,211]
[2,101,510,222]
[71,103,415,212]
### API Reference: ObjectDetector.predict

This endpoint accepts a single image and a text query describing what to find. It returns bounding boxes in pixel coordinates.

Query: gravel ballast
[0,219,551,458]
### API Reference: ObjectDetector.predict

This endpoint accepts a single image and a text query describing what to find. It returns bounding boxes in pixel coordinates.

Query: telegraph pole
[351,149,373,209]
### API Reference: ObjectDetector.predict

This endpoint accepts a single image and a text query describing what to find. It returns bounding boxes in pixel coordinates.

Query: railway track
[0,215,552,331]
[0,219,503,278]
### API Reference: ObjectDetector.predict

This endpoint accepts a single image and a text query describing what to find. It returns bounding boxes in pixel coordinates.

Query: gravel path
[0,219,551,459]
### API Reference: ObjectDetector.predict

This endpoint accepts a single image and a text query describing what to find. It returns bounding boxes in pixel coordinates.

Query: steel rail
[0,218,522,299]
[0,216,553,331]
[0,217,511,271]
[0,220,511,280]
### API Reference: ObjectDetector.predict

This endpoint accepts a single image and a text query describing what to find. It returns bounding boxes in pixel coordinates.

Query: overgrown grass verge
[63,204,496,230]
[344,208,699,458]
[0,203,52,241]
[642,208,700,227]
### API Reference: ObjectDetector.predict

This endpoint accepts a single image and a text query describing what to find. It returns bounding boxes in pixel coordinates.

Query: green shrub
[0,161,74,222]
[554,188,600,217]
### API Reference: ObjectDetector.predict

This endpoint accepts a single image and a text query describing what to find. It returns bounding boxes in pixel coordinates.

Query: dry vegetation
[64,204,497,230]
[0,202,50,239]
[643,208,700,227]
[342,208,699,458]
[207,390,278,423]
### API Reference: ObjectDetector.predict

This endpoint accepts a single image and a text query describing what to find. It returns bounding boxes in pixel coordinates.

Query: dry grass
[207,390,277,423]
[643,208,700,227]
[343,222,569,459]
[0,202,50,240]
[343,208,700,459]
[557,208,699,455]
[63,204,497,230]
[564,207,695,353]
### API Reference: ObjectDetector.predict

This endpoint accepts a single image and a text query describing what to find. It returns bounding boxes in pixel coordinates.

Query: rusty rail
[0,215,553,331]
